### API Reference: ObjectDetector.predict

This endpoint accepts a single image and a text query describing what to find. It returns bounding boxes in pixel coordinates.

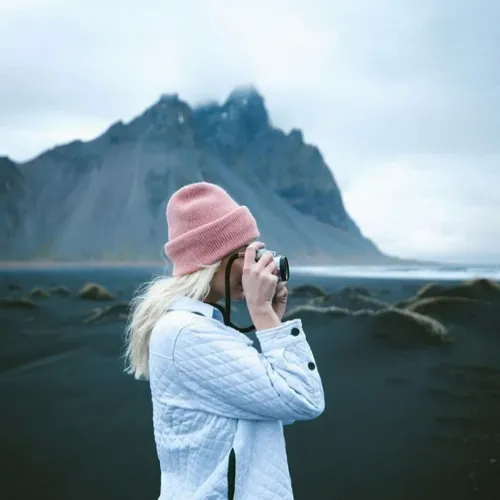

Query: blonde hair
[123,261,221,380]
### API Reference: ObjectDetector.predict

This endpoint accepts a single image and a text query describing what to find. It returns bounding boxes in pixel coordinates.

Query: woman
[124,182,325,500]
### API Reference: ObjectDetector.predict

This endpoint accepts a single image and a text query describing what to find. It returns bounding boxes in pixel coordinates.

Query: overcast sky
[1,0,499,264]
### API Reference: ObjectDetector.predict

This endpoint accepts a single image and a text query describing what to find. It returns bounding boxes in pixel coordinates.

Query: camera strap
[208,253,256,333]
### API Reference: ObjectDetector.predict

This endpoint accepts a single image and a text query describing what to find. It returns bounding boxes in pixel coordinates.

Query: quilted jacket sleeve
[171,316,325,422]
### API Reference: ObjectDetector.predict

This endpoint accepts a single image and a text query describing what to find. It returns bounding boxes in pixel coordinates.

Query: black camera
[255,248,289,282]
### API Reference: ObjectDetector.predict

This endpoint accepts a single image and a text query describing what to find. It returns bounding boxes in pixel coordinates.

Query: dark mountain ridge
[0,86,395,265]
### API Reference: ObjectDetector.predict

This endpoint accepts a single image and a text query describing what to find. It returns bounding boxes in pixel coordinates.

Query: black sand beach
[1,266,499,500]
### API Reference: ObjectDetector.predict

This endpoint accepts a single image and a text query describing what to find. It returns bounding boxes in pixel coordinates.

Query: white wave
[292,265,500,281]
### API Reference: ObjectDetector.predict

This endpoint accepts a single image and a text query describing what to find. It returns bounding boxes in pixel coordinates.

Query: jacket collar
[168,296,224,323]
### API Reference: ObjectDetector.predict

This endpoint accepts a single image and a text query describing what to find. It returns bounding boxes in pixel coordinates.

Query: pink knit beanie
[164,182,260,276]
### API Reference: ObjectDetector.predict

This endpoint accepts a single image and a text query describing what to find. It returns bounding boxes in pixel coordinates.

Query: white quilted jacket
[148,296,325,500]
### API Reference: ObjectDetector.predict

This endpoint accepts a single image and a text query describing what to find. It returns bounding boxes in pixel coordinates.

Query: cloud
[343,155,500,264]
[0,0,498,263]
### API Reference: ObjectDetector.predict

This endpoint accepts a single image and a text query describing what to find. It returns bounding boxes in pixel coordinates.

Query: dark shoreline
[1,268,499,500]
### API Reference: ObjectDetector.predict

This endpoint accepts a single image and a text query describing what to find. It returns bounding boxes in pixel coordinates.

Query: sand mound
[284,299,450,348]
[0,297,38,309]
[403,296,500,332]
[78,283,114,301]
[309,288,388,312]
[352,294,391,310]
[50,286,71,296]
[341,286,373,297]
[396,279,500,331]
[84,302,130,324]
[415,282,445,299]
[366,307,451,348]
[283,304,350,321]
[28,287,50,298]
[406,296,485,315]
[288,285,327,299]
[414,278,500,304]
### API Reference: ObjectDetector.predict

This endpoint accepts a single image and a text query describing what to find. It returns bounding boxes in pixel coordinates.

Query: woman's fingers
[243,241,265,271]
[256,250,275,271]
[264,258,277,275]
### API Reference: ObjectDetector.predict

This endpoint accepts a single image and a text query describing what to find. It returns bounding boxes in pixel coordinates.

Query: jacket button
[291,327,300,336]
[308,362,316,370]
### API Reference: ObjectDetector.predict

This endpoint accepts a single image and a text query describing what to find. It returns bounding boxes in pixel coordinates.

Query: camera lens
[279,256,289,282]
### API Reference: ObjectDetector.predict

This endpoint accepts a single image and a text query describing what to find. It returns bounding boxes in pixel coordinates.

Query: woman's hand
[242,242,281,330]
[272,281,288,320]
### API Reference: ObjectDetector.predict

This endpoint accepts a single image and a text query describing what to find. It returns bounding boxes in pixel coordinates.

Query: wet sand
[0,266,499,500]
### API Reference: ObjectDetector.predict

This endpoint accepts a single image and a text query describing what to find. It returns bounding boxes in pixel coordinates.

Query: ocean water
[293,264,500,281]
[1,262,499,282]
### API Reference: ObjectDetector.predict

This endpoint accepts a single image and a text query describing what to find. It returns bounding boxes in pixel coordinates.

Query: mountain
[0,157,26,257]
[0,87,394,265]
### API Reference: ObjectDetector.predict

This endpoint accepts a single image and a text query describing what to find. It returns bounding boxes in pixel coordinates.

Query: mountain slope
[0,157,26,256]
[1,87,392,265]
